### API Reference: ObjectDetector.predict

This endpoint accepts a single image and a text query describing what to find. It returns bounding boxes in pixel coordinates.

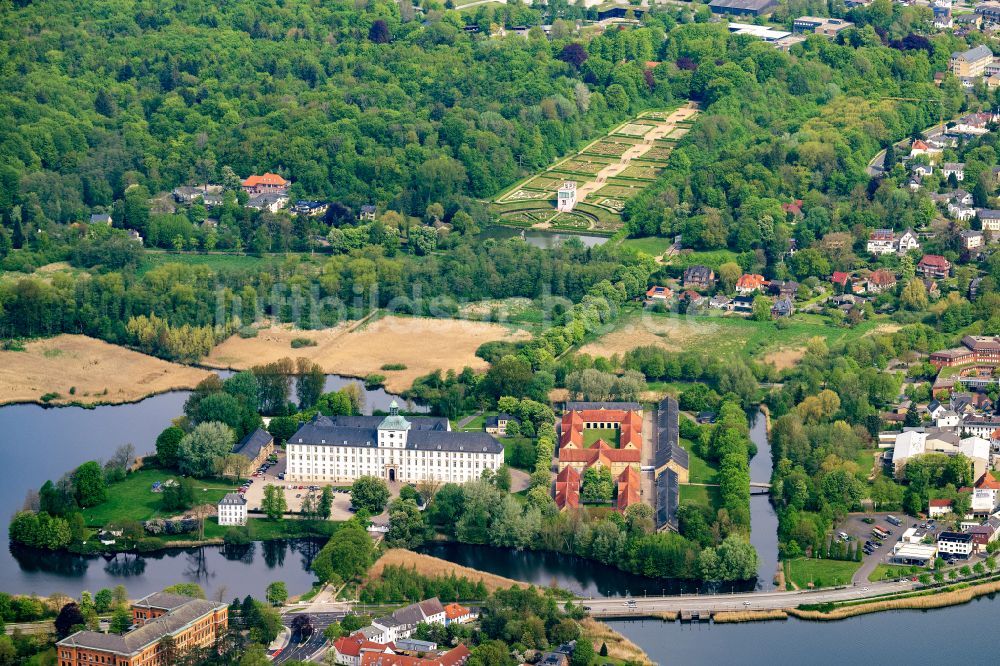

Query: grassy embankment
[784,558,862,589]
[368,549,528,594]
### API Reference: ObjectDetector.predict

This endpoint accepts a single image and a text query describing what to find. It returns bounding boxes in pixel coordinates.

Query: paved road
[273,611,344,663]
[583,579,916,615]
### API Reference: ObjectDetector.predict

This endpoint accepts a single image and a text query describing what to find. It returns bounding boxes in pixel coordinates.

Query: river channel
[748,410,779,590]
[0,374,418,598]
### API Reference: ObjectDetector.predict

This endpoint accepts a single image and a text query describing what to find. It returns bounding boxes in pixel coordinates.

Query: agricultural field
[493,104,699,233]
[203,314,530,393]
[577,307,886,366]
[0,334,212,406]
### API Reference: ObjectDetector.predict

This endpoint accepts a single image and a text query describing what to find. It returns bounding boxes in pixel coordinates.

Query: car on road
[742,601,751,606]
[862,587,868,592]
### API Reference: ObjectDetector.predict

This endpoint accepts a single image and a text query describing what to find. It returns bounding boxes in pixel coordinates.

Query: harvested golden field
[762,346,807,371]
[368,548,527,593]
[578,315,718,357]
[0,335,212,406]
[579,618,654,665]
[204,315,529,393]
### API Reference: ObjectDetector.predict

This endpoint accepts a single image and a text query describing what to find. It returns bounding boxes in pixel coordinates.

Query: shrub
[40,392,62,402]
[381,363,407,371]
[364,374,386,389]
[290,337,317,348]
[238,326,259,338]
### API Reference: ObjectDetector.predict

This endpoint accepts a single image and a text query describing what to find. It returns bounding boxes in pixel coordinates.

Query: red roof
[558,440,641,466]
[781,200,803,215]
[444,603,471,620]
[361,645,470,666]
[976,471,1000,490]
[736,274,767,290]
[831,271,850,286]
[991,428,1000,440]
[334,633,395,658]
[560,409,642,450]
[912,140,930,150]
[555,465,581,510]
[617,466,641,511]
[869,269,897,286]
[241,172,288,187]
[646,285,672,298]
[919,254,950,268]
[929,498,952,507]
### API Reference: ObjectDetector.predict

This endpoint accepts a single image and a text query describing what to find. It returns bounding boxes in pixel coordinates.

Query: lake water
[0,374,415,596]
[479,226,609,248]
[748,411,779,590]
[607,595,1000,664]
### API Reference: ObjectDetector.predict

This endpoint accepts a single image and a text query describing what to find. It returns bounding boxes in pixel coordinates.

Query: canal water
[0,374,416,597]
[748,410,779,590]
[478,226,609,248]
[607,594,1000,664]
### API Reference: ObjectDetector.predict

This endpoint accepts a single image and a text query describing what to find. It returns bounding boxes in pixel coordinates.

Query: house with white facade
[368,598,447,643]
[285,403,503,484]
[941,162,966,181]
[938,531,974,559]
[557,181,577,212]
[217,493,247,526]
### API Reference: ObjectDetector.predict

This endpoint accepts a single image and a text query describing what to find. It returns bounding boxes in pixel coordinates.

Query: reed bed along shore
[712,609,788,623]
[367,548,528,593]
[580,617,655,666]
[788,578,1000,620]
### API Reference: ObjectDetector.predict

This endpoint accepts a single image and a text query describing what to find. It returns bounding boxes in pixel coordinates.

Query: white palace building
[285,402,504,484]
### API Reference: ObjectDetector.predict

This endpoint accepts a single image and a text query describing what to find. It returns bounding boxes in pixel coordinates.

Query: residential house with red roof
[359,644,471,666]
[443,603,475,626]
[241,172,289,195]
[332,633,397,666]
[735,274,768,295]
[917,254,951,278]
[866,269,897,294]
[645,285,672,303]
[781,199,803,217]
[928,498,953,517]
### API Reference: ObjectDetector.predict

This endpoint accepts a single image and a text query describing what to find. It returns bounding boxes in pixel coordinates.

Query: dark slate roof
[290,415,501,454]
[232,428,273,460]
[132,591,193,612]
[219,492,247,506]
[655,468,679,530]
[58,598,225,655]
[485,413,518,428]
[655,397,688,471]
[938,531,973,543]
[324,414,449,431]
[564,401,642,411]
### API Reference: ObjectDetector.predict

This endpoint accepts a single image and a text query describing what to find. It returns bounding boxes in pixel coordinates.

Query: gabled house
[941,162,966,181]
[781,199,803,217]
[293,200,329,217]
[241,172,288,195]
[830,271,851,289]
[735,274,768,295]
[867,228,897,255]
[771,296,794,318]
[909,139,942,162]
[645,285,673,303]
[961,229,985,253]
[977,208,1000,236]
[867,269,897,294]
[89,213,112,225]
[682,265,715,289]
[911,163,934,178]
[897,228,920,253]
[917,254,951,278]
[359,205,377,221]
[768,280,798,298]
[948,199,976,221]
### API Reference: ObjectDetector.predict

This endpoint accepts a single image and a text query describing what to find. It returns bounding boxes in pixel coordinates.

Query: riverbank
[0,335,211,407]
[369,548,529,593]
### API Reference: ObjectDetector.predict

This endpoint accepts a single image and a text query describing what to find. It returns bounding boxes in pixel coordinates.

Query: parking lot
[239,450,392,520]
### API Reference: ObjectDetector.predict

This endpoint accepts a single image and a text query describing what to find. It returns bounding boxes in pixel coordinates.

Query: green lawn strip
[855,449,878,476]
[785,558,861,589]
[868,563,922,582]
[582,428,620,447]
[678,438,718,484]
[679,483,721,510]
[80,469,242,528]
[668,249,742,270]
[619,236,674,256]
[456,413,488,431]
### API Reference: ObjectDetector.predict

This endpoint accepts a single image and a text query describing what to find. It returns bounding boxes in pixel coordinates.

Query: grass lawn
[580,306,886,365]
[668,249,741,270]
[619,236,674,257]
[679,484,721,510]
[456,413,488,431]
[855,449,878,476]
[679,438,718,484]
[868,563,922,582]
[81,469,242,528]
[582,428,620,447]
[785,558,861,589]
